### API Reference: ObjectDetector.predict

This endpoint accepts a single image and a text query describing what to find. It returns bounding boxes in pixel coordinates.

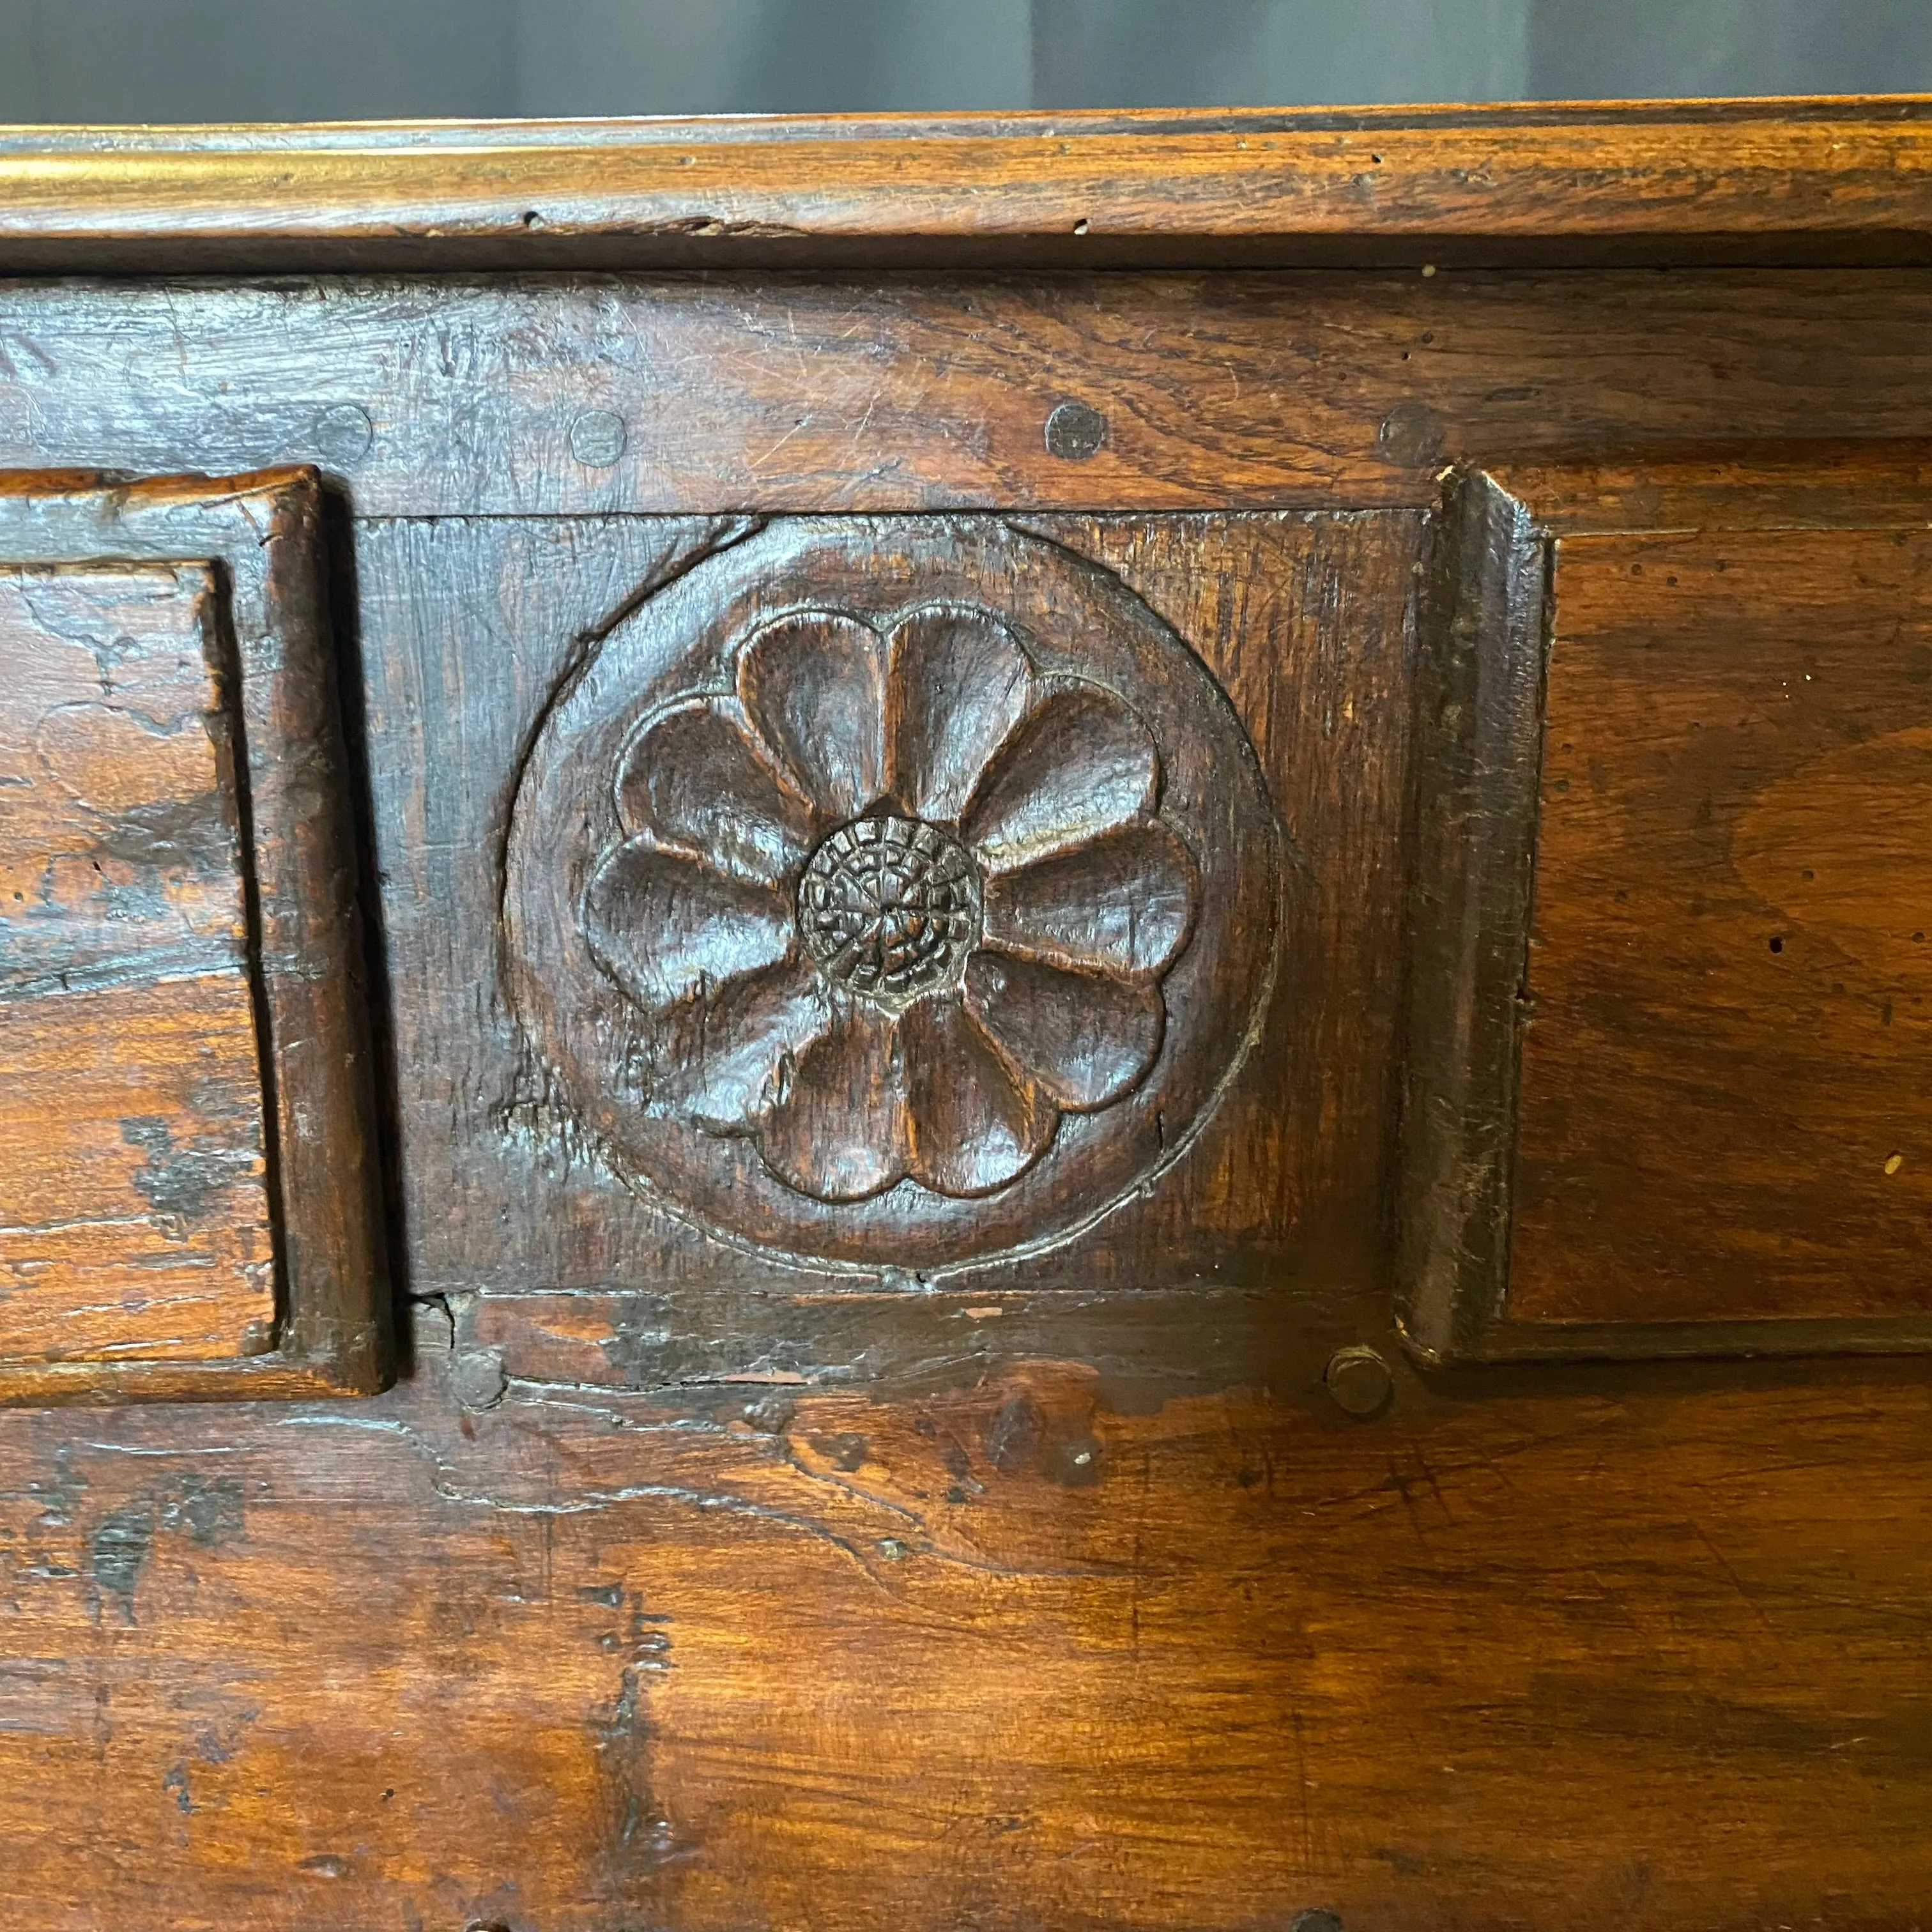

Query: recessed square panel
[356,510,1421,1320]
[1516,525,1932,1328]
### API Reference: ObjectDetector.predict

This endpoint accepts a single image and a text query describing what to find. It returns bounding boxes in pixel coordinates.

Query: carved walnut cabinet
[2,101,1932,1931]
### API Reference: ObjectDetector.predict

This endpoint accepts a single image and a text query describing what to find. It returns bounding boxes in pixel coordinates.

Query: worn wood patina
[0,102,1930,1932]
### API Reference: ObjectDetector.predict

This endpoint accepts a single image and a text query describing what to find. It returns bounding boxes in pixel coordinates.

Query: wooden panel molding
[4,98,1932,272]
[360,508,1404,1309]
[7,104,1932,1931]
[1401,445,1932,1363]
[0,470,388,1403]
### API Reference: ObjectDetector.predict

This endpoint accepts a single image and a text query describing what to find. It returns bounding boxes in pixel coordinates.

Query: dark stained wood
[4,273,1932,518]
[0,471,388,1403]
[6,100,1932,271]
[1398,468,1544,1367]
[0,563,275,1364]
[502,516,1276,1269]
[358,509,1413,1311]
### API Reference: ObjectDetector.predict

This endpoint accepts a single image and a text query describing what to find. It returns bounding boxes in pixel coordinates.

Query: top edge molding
[2,96,1931,272]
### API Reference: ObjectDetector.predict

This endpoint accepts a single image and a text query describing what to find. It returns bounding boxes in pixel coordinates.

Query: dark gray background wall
[1,0,1928,120]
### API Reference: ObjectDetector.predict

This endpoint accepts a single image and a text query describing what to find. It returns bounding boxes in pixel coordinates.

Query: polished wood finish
[1402,448,1932,1361]
[3,272,1931,516]
[0,563,275,1364]
[501,516,1276,1269]
[4,99,1932,271]
[1519,523,1932,1327]
[9,1321,1932,1932]
[6,106,1932,1932]
[0,471,388,1402]
[364,510,1403,1307]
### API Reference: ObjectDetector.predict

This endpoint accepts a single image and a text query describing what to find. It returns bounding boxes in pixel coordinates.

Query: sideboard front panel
[0,266,1929,1932]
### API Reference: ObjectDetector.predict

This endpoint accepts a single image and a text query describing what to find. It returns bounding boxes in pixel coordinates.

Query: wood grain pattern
[4,100,1932,271]
[5,1314,1932,1931]
[0,564,273,1363]
[4,272,1932,518]
[1515,525,1932,1325]
[1402,448,1932,1360]
[0,471,387,1404]
[1399,469,1545,1366]
[8,128,1932,1924]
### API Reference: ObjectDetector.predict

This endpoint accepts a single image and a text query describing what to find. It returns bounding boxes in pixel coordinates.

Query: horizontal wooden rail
[3,96,1932,269]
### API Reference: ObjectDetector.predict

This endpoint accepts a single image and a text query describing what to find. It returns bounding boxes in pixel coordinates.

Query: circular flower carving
[504,519,1279,1271]
[579,604,1198,1202]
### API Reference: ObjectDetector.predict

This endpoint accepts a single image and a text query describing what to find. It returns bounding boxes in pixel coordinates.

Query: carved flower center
[797,815,982,1011]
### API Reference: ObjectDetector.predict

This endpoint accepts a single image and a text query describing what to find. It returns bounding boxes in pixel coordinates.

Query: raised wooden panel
[0,471,388,1402]
[354,507,1414,1312]
[1516,525,1932,1327]
[8,105,1932,1932]
[1402,450,1932,1361]
[0,563,275,1363]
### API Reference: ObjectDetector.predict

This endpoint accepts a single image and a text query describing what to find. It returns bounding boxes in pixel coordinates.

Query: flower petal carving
[647,958,833,1131]
[739,610,887,820]
[901,997,1057,1197]
[885,605,1036,823]
[758,1000,911,1202]
[982,822,1197,980]
[617,700,815,889]
[961,682,1158,873]
[585,842,793,1012]
[962,951,1165,1111]
[507,522,1279,1266]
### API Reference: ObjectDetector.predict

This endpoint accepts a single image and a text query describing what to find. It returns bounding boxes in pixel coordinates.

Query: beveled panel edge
[0,466,390,1405]
[1397,447,1932,1367]
[1395,467,1545,1368]
[3,98,1932,272]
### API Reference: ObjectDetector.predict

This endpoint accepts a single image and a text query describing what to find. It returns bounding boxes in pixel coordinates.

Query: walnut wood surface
[0,564,275,1363]
[7,1315,1932,1932]
[4,100,1932,270]
[3,272,1931,518]
[500,517,1276,1269]
[0,471,388,1402]
[1516,524,1932,1324]
[362,509,1407,1307]
[3,183,1932,1926]
[1402,448,1932,1361]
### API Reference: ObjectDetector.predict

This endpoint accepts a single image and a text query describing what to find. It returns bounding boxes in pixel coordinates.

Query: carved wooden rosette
[503,518,1280,1269]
